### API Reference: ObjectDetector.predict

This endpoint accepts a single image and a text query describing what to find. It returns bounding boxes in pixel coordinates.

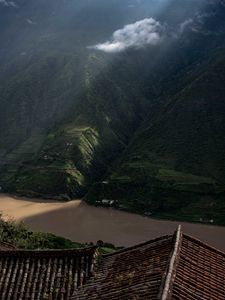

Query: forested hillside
[87,49,225,224]
[0,0,225,224]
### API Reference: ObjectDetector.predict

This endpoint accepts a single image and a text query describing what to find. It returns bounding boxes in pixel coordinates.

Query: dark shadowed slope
[86,50,225,224]
[0,0,225,224]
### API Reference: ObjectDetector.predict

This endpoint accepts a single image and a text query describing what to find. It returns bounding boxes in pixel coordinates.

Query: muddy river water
[0,194,225,251]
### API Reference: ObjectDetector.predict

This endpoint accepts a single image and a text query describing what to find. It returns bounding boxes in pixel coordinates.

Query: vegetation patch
[0,214,120,253]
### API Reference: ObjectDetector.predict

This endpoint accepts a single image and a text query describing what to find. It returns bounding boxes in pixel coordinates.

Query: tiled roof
[0,246,97,300]
[171,234,225,300]
[0,242,16,250]
[72,235,175,299]
[0,227,224,300]
[72,226,225,300]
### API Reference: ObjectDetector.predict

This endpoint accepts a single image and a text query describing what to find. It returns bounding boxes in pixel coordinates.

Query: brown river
[0,194,225,251]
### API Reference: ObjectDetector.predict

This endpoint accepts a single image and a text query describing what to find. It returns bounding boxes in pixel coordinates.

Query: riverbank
[0,193,225,251]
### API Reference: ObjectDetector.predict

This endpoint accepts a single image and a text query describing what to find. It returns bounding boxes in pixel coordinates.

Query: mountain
[87,49,225,224]
[0,0,225,224]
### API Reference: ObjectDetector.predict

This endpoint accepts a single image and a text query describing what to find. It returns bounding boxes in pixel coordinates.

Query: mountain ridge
[0,0,225,224]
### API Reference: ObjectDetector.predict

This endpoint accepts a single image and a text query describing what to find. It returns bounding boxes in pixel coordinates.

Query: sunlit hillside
[0,0,225,224]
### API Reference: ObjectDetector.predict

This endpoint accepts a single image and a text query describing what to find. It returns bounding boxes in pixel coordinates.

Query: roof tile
[0,227,224,299]
[73,235,174,300]
[0,247,97,299]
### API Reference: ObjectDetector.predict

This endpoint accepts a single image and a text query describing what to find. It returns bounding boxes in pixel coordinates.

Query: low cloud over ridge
[90,18,164,53]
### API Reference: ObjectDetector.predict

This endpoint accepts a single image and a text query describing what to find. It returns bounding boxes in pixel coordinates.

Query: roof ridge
[183,233,225,257]
[0,246,98,256]
[160,225,183,300]
[103,234,173,258]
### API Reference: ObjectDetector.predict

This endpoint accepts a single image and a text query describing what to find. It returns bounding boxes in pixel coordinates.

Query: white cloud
[179,19,194,33]
[0,0,16,7]
[90,18,164,53]
[26,19,36,25]
[178,12,217,36]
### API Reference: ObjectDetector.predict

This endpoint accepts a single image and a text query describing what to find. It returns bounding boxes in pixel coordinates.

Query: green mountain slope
[0,0,225,224]
[0,50,152,197]
[87,50,225,225]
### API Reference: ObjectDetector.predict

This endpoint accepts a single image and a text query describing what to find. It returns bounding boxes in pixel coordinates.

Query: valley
[0,2,225,298]
[0,0,225,226]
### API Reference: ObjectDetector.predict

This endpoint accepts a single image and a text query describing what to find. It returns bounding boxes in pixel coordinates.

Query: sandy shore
[0,193,81,220]
[0,193,225,251]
